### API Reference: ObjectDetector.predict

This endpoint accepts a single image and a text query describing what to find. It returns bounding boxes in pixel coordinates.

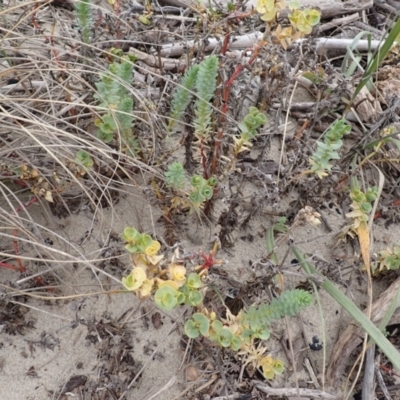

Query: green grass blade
[292,246,400,372]
[352,16,400,102]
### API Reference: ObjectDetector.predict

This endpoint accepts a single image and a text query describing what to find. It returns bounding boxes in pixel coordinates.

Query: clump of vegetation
[168,56,219,140]
[94,57,139,157]
[309,119,352,178]
[233,107,268,156]
[121,228,313,380]
[256,0,320,48]
[164,162,217,213]
[74,0,93,44]
[372,246,400,273]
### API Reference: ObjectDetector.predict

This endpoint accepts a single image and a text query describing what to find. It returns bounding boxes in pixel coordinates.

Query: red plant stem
[379,363,400,377]
[214,40,265,176]
[12,228,26,273]
[221,30,230,56]
[15,196,39,214]
[0,262,22,271]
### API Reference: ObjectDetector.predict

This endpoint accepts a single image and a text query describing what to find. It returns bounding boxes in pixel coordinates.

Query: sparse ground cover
[2,0,400,399]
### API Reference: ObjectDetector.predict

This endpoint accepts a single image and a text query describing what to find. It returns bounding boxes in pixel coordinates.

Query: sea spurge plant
[75,0,92,44]
[372,246,400,273]
[164,162,217,212]
[288,8,320,34]
[234,107,267,155]
[259,355,285,380]
[256,0,285,22]
[121,229,311,381]
[193,56,219,139]
[256,0,320,49]
[182,288,312,377]
[154,286,179,310]
[185,313,210,338]
[309,119,351,178]
[345,181,378,269]
[240,289,313,327]
[168,65,199,133]
[165,162,186,189]
[346,186,378,228]
[94,58,138,156]
[167,56,218,138]
[121,229,205,310]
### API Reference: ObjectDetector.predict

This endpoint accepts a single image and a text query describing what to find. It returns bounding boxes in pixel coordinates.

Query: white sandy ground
[1,113,400,399]
[1,174,399,400]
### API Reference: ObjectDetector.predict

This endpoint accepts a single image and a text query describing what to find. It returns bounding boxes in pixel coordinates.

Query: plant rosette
[122,267,147,291]
[258,355,285,380]
[167,263,187,287]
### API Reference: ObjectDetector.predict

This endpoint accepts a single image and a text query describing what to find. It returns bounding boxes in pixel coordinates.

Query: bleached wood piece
[160,0,373,19]
[158,33,382,58]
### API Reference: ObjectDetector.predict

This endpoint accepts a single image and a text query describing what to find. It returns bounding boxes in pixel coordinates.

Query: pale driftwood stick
[0,81,47,93]
[252,382,342,399]
[158,33,382,58]
[129,47,186,70]
[160,0,373,19]
[362,346,376,400]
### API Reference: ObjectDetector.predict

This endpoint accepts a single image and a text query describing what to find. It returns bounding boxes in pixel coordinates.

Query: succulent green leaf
[199,185,213,200]
[75,150,94,168]
[154,286,179,311]
[191,175,205,188]
[217,328,233,347]
[185,313,210,338]
[187,290,203,306]
[186,273,202,289]
[231,335,242,351]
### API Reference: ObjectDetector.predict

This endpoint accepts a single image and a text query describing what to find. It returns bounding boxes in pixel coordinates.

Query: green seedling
[122,228,159,253]
[164,163,217,213]
[94,58,139,156]
[168,65,199,133]
[75,0,92,44]
[154,286,179,311]
[165,162,186,189]
[234,107,267,155]
[373,246,400,273]
[309,119,351,178]
[74,150,94,169]
[185,313,210,338]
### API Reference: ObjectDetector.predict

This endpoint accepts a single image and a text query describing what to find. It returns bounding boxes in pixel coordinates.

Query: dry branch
[158,33,382,58]
[252,382,342,399]
[160,0,373,19]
